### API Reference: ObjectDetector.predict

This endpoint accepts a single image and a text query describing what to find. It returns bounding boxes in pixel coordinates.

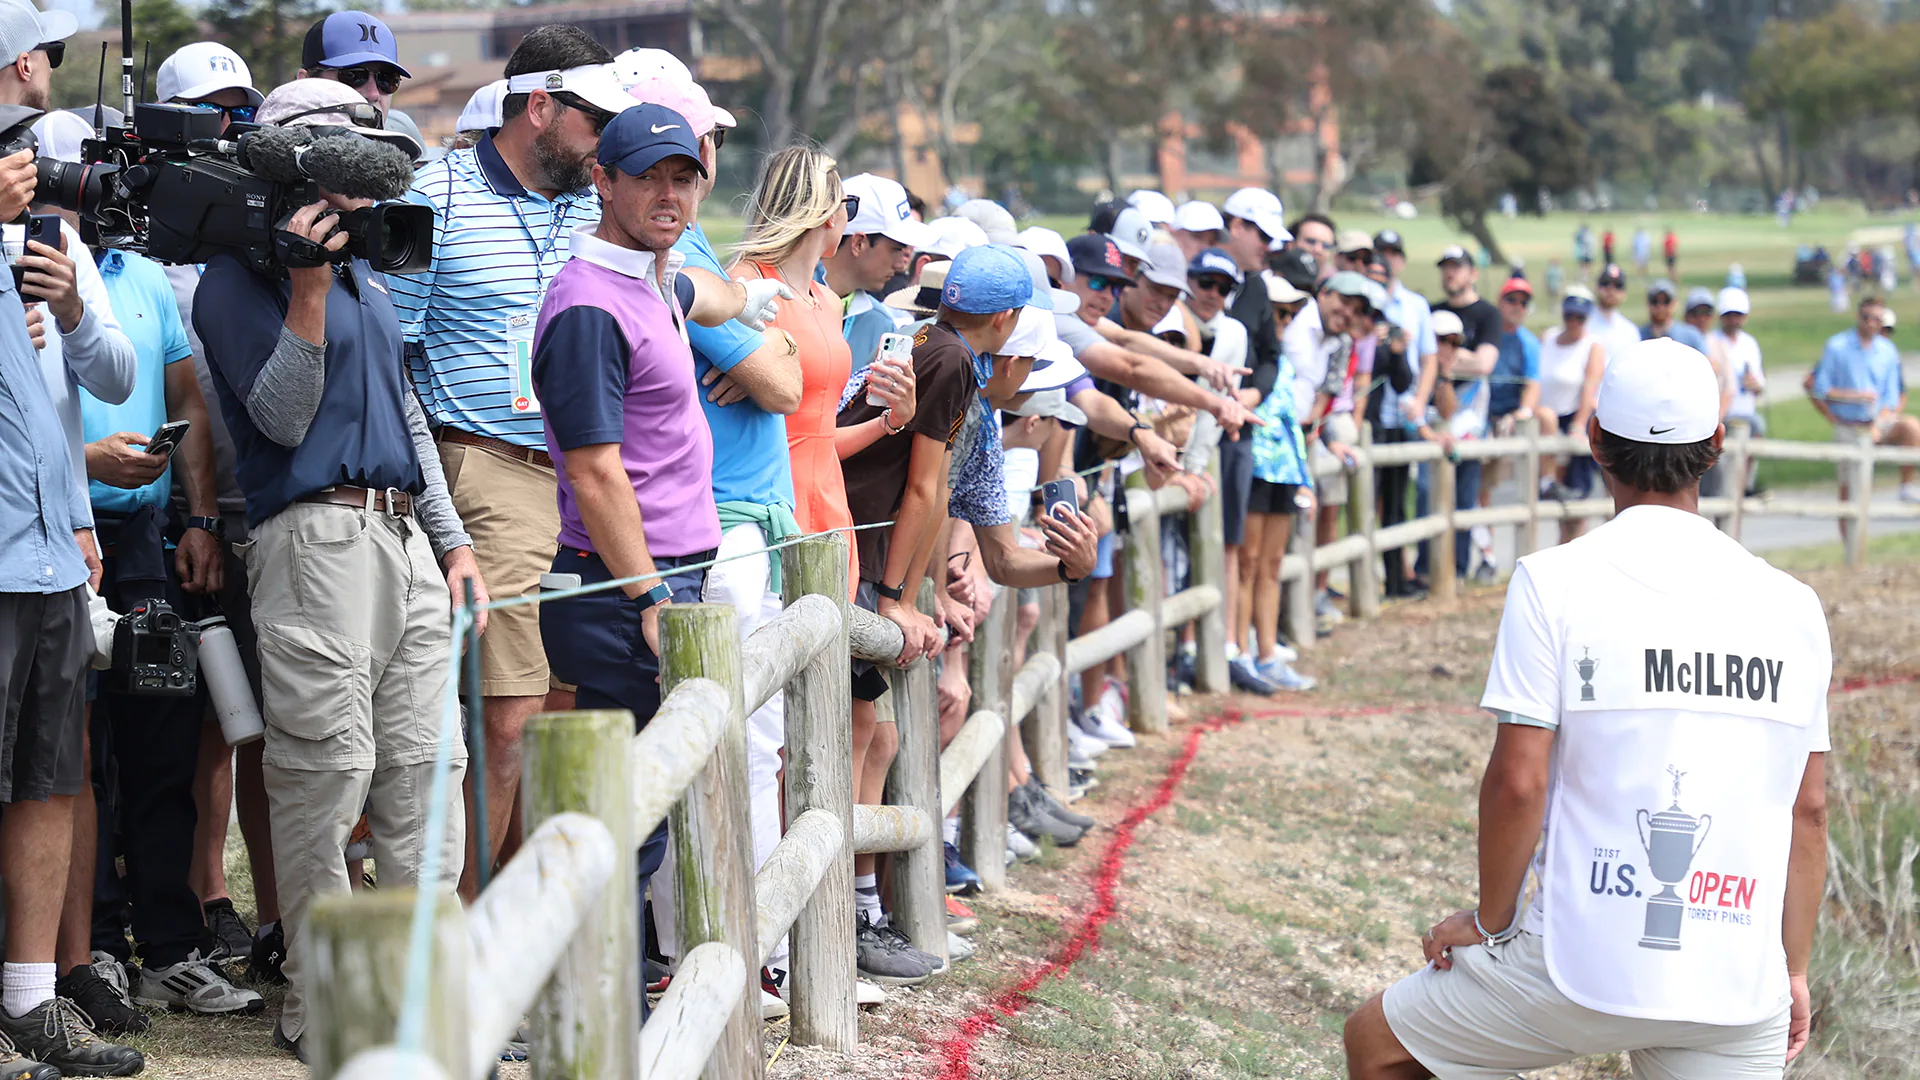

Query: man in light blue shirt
[1810,296,1920,509]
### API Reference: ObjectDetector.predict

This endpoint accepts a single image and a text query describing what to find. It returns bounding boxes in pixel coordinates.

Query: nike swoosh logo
[651,123,680,134]
[1649,426,1674,435]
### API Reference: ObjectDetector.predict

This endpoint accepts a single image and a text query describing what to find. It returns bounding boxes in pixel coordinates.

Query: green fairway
[699,204,1920,487]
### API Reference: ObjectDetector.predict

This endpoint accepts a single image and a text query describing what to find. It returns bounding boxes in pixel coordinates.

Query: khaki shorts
[438,441,564,697]
[1832,419,1891,443]
[1309,411,1359,506]
[1384,932,1789,1080]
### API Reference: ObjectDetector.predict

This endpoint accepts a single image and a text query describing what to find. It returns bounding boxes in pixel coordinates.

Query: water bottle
[197,617,263,745]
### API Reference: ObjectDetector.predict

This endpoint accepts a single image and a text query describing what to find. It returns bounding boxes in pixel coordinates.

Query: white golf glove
[734,279,796,332]
[86,586,119,671]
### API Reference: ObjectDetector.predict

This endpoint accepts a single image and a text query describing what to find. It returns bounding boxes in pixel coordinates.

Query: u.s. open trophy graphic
[1636,766,1711,951]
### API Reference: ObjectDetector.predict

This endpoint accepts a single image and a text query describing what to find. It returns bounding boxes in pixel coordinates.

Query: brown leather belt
[436,427,554,470]
[295,485,415,516]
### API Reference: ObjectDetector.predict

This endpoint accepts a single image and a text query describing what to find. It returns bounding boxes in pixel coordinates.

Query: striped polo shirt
[391,132,601,448]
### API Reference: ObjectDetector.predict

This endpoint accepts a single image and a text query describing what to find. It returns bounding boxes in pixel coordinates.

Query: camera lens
[34,159,111,217]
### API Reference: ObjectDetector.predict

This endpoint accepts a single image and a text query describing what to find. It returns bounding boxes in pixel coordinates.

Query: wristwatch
[186,515,225,540]
[633,581,673,611]
[1057,559,1085,584]
[874,580,906,601]
[1127,420,1151,444]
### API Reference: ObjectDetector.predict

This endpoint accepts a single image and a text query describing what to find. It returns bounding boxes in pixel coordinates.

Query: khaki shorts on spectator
[1383,932,1789,1080]
[1310,412,1360,506]
[1833,419,1891,443]
[438,441,567,697]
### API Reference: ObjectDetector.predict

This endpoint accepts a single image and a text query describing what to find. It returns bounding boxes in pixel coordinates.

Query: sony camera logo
[247,193,267,208]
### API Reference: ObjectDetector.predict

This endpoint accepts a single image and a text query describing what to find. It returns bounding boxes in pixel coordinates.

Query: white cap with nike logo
[1595,336,1721,445]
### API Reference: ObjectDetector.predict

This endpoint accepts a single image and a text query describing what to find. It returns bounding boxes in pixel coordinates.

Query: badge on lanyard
[507,312,540,415]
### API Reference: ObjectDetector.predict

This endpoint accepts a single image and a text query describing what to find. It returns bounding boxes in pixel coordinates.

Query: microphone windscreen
[237,125,313,186]
[297,135,415,202]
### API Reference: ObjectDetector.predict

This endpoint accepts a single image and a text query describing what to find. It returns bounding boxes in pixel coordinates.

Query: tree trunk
[1749,116,1778,201]
[1454,207,1507,267]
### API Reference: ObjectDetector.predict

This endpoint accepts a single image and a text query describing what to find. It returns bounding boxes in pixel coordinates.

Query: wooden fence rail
[322,415,1902,1077]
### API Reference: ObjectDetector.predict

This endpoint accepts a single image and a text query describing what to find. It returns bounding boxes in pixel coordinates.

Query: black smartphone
[1041,478,1076,522]
[26,214,59,251]
[145,419,191,456]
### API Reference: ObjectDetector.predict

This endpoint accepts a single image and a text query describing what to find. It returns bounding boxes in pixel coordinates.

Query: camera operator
[28,111,261,1030]
[154,40,282,979]
[191,79,483,1061]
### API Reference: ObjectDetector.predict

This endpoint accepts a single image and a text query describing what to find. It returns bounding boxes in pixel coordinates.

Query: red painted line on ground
[1830,671,1920,695]
[933,705,1278,1080]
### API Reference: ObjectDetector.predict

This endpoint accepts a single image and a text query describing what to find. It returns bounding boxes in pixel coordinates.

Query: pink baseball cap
[624,70,734,137]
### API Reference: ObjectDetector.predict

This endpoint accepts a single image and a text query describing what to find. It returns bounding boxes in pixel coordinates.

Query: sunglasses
[1085,274,1121,292]
[1500,294,1529,304]
[1648,295,1673,305]
[320,65,403,96]
[36,40,61,68]
[1189,276,1234,296]
[710,127,726,149]
[842,194,860,220]
[554,93,616,136]
[1439,335,1464,346]
[188,101,256,123]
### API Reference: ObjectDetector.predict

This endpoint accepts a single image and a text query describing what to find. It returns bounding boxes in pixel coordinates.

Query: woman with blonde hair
[731,146,935,985]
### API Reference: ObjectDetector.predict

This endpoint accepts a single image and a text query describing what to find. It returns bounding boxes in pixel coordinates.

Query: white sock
[943,815,960,846]
[3,962,56,1017]
[853,874,883,924]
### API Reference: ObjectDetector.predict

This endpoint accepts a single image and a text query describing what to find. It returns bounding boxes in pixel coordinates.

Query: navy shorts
[1559,413,1596,495]
[541,547,711,728]
[1219,436,1254,546]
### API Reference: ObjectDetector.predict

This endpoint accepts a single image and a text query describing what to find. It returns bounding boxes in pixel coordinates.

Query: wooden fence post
[659,604,760,1080]
[1187,447,1230,693]
[1727,418,1750,543]
[886,581,947,960]
[521,709,639,1080]
[962,593,1010,891]
[1122,478,1168,734]
[1283,514,1315,653]
[1518,415,1541,559]
[778,534,857,1051]
[1846,433,1873,566]
[1021,585,1069,794]
[1432,453,1457,601]
[1348,423,1379,620]
[306,892,467,1080]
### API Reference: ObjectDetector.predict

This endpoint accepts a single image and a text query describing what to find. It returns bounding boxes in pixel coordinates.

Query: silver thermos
[197,617,263,745]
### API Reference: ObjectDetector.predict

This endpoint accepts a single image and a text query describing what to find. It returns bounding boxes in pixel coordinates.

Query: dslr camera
[0,99,431,277]
[107,599,199,697]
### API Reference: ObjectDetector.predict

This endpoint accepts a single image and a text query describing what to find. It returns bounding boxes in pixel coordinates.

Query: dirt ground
[125,559,1919,1079]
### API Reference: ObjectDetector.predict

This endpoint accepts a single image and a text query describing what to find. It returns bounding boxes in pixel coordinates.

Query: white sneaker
[1264,641,1298,663]
[1067,722,1109,759]
[1902,482,1920,504]
[947,932,975,962]
[1097,677,1126,722]
[1084,703,1135,748]
[761,990,789,1021]
[855,979,888,1006]
[1006,823,1038,861]
[136,950,265,1015]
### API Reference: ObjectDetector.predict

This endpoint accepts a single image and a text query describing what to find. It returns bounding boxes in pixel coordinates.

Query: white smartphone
[868,333,914,406]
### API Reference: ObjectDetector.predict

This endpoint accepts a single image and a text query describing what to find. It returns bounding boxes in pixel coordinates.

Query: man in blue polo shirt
[392,26,624,901]
[1810,296,1920,523]
[193,79,485,1060]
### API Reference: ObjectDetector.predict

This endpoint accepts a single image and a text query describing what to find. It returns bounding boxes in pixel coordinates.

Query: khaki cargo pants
[238,501,468,1041]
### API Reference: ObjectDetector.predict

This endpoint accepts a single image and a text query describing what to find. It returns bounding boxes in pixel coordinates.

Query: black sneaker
[0,1030,58,1080]
[854,912,937,986]
[54,967,148,1037]
[272,1021,306,1063]
[0,997,144,1077]
[248,923,286,985]
[1026,779,1095,830]
[202,899,253,963]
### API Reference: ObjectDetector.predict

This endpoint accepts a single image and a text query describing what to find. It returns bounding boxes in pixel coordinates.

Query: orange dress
[738,262,858,595]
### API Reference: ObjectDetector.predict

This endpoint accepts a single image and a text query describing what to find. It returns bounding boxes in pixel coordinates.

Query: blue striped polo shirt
[391,132,601,448]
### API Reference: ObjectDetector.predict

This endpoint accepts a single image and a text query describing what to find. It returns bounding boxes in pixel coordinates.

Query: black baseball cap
[1065,233,1135,285]
[1267,247,1319,292]
[1597,263,1627,288]
[1373,228,1404,253]
[1088,201,1121,236]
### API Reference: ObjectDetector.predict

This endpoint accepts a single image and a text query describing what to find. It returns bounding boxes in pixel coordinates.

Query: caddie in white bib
[1346,337,1833,1080]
